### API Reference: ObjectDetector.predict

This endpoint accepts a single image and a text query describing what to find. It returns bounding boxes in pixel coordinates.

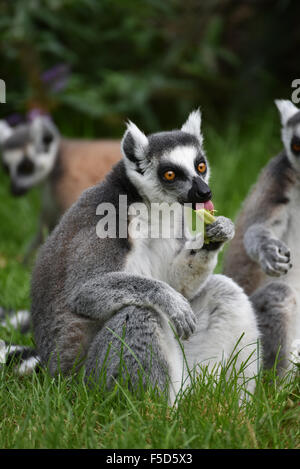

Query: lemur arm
[67,271,196,339]
[169,216,235,300]
[243,207,291,277]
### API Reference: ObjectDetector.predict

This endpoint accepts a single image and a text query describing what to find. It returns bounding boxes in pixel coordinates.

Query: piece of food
[194,208,216,244]
[185,200,216,244]
[194,208,216,225]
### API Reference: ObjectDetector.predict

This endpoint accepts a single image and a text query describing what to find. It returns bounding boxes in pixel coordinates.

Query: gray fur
[244,223,291,277]
[205,216,235,244]
[67,272,195,339]
[85,305,169,394]
[2,125,30,150]
[147,131,200,158]
[250,282,297,371]
[287,110,300,126]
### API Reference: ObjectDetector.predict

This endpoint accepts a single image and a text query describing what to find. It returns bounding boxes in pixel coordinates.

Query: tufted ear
[0,120,13,144]
[181,108,203,145]
[121,121,149,170]
[275,100,299,126]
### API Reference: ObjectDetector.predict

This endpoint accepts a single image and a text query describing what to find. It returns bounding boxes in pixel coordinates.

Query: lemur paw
[167,294,196,340]
[259,238,291,277]
[205,216,235,244]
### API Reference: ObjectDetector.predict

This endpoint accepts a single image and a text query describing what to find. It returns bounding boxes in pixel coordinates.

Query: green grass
[0,111,299,449]
[0,359,299,449]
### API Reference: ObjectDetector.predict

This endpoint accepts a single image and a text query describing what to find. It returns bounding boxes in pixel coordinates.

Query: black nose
[188,177,212,203]
[17,157,34,176]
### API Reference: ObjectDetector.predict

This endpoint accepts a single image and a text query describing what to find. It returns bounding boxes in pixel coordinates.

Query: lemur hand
[205,216,235,244]
[258,238,291,277]
[164,289,196,339]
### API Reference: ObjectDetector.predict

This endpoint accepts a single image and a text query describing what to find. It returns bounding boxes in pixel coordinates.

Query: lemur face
[122,109,212,208]
[0,117,60,196]
[275,99,300,170]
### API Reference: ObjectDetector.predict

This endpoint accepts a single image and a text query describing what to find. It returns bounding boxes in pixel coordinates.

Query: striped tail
[0,340,40,374]
[0,306,31,333]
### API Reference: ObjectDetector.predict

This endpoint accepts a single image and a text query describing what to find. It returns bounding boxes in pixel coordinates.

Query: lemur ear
[121,121,148,167]
[0,120,13,144]
[275,100,299,126]
[181,109,203,145]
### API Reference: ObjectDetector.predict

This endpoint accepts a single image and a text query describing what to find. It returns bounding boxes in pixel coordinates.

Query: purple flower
[5,113,25,126]
[27,108,51,122]
[41,63,70,93]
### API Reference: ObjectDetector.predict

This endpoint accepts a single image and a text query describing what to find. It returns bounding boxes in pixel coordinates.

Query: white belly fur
[124,236,180,283]
[124,236,185,401]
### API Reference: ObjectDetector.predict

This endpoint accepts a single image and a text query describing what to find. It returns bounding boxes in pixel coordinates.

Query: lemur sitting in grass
[26,109,260,400]
[224,100,300,374]
[0,116,121,260]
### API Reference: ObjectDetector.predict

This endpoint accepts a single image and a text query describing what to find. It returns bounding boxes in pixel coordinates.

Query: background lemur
[30,110,260,401]
[224,100,300,373]
[0,116,121,260]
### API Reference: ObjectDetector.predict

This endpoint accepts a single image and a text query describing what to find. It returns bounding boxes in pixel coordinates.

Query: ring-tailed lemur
[0,117,120,337]
[224,100,300,373]
[29,110,260,401]
[0,116,121,260]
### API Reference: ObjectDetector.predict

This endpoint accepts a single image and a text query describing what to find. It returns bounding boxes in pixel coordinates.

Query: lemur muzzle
[187,177,212,204]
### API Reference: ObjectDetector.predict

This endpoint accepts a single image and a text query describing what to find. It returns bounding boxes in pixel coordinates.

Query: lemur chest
[124,237,181,283]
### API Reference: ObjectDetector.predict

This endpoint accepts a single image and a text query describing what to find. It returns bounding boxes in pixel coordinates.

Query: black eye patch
[157,163,188,182]
[194,155,207,174]
[42,133,54,152]
[43,133,53,145]
[291,136,300,154]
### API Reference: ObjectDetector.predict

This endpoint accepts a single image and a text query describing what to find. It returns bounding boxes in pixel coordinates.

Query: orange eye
[292,143,300,152]
[163,170,176,181]
[197,162,206,173]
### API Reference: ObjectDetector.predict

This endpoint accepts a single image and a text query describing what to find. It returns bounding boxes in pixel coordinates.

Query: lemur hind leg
[184,274,260,395]
[84,305,184,404]
[250,282,297,374]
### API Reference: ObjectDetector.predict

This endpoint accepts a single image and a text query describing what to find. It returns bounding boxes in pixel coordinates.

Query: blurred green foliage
[0,0,299,135]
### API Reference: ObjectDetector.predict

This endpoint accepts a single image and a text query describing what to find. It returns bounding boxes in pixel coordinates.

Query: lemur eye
[197,162,206,174]
[163,170,176,181]
[292,143,300,153]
